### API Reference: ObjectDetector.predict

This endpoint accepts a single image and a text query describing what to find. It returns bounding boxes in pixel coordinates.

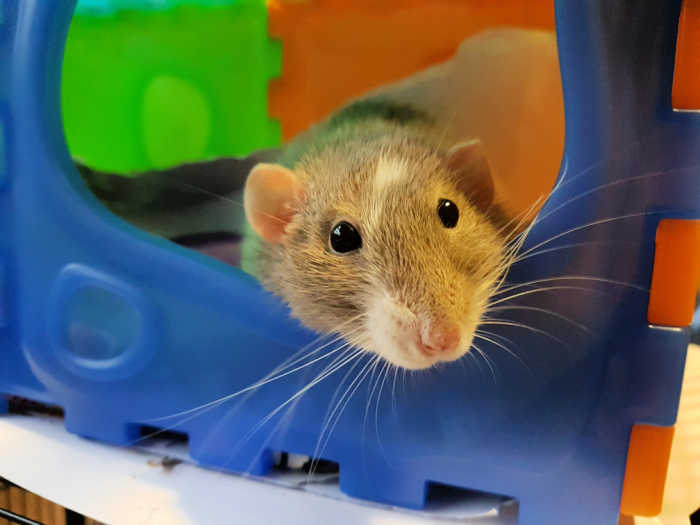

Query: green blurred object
[62,1,281,176]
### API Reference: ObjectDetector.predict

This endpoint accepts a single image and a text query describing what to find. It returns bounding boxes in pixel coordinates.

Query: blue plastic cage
[0,1,697,524]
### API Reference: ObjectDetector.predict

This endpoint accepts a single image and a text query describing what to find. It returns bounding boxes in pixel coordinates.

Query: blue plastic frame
[0,1,697,524]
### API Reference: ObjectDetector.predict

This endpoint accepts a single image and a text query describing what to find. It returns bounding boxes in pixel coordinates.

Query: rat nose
[418,319,461,356]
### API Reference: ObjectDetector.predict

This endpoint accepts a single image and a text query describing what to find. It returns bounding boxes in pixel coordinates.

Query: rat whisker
[390,364,399,417]
[136,322,367,447]
[464,349,483,379]
[177,338,360,461]
[359,356,385,469]
[131,340,347,446]
[363,356,385,429]
[143,330,357,425]
[435,112,459,152]
[241,343,360,475]
[490,211,540,295]
[533,168,698,228]
[546,125,671,198]
[359,355,386,474]
[144,315,366,424]
[510,240,641,265]
[484,305,590,333]
[472,331,531,375]
[503,195,546,238]
[491,275,648,298]
[516,210,666,261]
[374,362,392,466]
[474,328,518,349]
[231,345,358,474]
[487,285,612,309]
[307,352,376,481]
[232,347,366,465]
[171,179,289,226]
[471,343,497,385]
[243,388,306,476]
[478,319,567,347]
[307,348,366,478]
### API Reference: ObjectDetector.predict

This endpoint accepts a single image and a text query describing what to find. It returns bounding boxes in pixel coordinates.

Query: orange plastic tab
[647,219,700,326]
[620,424,675,517]
[268,0,555,140]
[673,0,700,110]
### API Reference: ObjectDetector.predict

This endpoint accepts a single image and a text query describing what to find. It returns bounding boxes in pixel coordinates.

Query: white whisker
[307,353,376,480]
[492,275,647,298]
[518,210,661,260]
[144,318,366,425]
[471,343,496,385]
[511,240,639,265]
[472,331,530,375]
[390,365,399,417]
[485,305,590,333]
[230,347,365,461]
[478,319,567,347]
[487,284,615,309]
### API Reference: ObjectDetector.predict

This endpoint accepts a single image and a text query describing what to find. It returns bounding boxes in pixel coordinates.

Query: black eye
[437,199,459,228]
[330,221,362,253]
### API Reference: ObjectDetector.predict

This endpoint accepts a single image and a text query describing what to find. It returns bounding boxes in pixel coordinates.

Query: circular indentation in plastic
[63,285,142,361]
[49,264,159,381]
[142,75,211,169]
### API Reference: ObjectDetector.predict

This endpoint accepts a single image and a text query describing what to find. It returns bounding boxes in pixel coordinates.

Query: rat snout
[365,290,470,369]
[417,317,461,357]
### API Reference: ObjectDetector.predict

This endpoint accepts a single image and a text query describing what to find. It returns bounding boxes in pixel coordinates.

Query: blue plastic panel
[0,1,696,524]
[0,105,7,188]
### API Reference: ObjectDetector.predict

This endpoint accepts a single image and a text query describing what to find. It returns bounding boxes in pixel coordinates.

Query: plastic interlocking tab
[648,219,700,327]
[673,0,700,110]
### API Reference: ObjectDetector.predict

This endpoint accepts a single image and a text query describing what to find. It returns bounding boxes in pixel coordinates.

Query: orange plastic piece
[673,0,700,110]
[268,0,555,140]
[647,219,700,326]
[620,424,675,517]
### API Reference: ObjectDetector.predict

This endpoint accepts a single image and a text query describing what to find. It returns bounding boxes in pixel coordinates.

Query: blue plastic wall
[0,1,696,524]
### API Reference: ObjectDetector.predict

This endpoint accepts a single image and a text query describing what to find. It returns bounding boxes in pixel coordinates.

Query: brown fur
[253,117,509,355]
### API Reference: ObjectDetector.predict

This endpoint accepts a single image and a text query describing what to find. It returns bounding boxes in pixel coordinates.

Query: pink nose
[418,320,461,356]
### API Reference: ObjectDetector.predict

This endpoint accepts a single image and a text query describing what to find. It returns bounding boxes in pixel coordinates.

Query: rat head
[244,137,507,370]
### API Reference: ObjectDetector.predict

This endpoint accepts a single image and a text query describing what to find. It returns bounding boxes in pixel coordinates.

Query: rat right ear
[244,163,306,244]
[446,140,494,212]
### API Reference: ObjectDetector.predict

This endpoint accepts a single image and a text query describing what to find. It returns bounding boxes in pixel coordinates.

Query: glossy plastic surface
[0,2,696,524]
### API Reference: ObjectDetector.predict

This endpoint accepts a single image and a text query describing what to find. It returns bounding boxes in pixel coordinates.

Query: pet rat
[75,29,562,370]
[243,28,563,370]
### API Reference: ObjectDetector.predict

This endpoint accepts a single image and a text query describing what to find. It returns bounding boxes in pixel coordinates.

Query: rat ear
[446,140,494,212]
[244,163,306,244]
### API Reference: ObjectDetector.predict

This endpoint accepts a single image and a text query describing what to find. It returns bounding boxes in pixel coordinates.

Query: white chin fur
[364,291,470,370]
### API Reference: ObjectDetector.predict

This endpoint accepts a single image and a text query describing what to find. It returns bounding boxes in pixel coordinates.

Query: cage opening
[425,481,518,519]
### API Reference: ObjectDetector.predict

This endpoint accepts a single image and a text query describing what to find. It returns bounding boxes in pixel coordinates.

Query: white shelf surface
[0,413,515,525]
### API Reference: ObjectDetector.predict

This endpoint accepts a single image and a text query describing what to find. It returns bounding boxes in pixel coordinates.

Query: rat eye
[330,221,362,253]
[438,199,459,228]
